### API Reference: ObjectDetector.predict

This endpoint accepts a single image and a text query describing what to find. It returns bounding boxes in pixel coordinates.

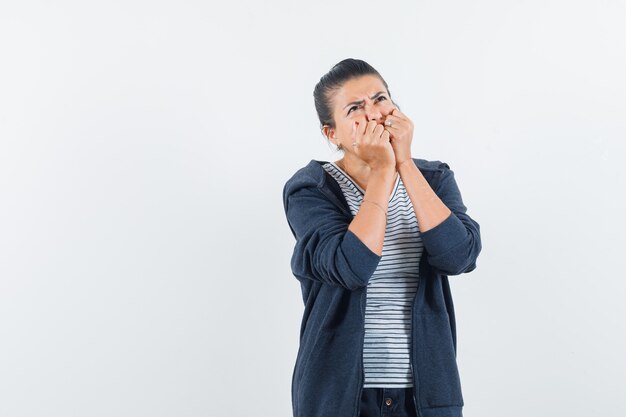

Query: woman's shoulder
[282,160,328,208]
[284,159,325,188]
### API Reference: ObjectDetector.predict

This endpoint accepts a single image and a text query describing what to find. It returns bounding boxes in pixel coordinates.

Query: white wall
[1,1,624,416]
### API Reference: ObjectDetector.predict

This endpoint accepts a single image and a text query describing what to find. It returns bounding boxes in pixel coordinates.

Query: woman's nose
[365,107,383,123]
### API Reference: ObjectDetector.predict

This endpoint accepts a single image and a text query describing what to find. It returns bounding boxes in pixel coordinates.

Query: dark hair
[313,58,399,150]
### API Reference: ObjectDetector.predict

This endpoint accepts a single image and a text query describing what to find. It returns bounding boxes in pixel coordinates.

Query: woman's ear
[322,125,336,145]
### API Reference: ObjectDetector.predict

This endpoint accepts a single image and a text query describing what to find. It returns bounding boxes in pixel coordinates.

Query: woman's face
[324,74,396,151]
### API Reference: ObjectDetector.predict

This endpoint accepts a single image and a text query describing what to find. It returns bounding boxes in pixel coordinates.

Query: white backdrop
[1,1,625,416]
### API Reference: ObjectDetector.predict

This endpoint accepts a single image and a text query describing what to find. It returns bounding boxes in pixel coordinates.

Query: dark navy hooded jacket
[282,158,482,417]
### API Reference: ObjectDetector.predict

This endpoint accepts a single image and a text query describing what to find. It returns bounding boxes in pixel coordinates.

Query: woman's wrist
[370,165,397,178]
[396,158,413,170]
[361,199,387,217]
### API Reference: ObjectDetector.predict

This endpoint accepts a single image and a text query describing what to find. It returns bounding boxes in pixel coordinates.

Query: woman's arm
[284,185,383,291]
[348,166,397,256]
[283,166,397,290]
[398,159,482,275]
[397,159,452,233]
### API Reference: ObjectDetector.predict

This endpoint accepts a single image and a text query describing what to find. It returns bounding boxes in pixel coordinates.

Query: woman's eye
[347,97,386,115]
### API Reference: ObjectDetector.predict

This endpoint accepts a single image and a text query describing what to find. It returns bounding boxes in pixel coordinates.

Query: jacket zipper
[410,339,420,417]
[353,288,366,417]
[411,265,422,417]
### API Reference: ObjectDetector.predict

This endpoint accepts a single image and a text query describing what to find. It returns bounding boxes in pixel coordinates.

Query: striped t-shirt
[322,161,423,388]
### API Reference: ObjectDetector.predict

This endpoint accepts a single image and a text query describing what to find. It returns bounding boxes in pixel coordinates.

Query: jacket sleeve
[419,162,482,276]
[284,186,382,290]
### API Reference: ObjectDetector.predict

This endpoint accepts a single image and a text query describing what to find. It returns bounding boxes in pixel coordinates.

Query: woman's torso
[322,161,424,388]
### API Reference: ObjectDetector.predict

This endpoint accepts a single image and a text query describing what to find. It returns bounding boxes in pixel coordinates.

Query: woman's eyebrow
[343,91,386,110]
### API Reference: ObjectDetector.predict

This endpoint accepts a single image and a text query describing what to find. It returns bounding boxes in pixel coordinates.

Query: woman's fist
[383,108,414,168]
[352,120,396,171]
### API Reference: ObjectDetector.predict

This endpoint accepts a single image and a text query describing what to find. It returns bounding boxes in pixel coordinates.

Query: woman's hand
[384,108,414,169]
[352,120,396,171]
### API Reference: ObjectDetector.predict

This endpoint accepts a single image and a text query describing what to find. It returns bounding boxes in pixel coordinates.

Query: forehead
[334,74,386,103]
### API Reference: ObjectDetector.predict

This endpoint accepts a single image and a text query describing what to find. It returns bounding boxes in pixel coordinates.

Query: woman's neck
[335,155,396,191]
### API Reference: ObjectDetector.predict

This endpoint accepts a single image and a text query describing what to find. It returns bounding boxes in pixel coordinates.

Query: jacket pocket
[414,312,464,407]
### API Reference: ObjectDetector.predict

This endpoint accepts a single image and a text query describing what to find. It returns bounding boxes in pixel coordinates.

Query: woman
[282,58,482,417]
